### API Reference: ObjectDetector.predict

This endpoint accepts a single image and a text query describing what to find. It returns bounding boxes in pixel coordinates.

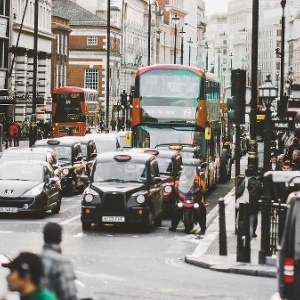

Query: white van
[85,133,120,154]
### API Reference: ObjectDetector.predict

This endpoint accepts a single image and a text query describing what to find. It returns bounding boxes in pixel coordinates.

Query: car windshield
[93,161,147,183]
[157,157,173,175]
[0,152,45,162]
[80,144,87,158]
[36,145,72,161]
[0,163,43,181]
[95,141,117,154]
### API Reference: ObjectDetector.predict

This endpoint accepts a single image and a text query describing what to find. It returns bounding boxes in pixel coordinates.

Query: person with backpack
[236,165,262,238]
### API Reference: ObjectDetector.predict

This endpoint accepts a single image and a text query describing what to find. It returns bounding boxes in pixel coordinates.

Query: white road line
[60,215,80,224]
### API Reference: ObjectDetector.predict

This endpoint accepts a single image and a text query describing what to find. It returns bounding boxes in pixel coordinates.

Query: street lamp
[217,48,221,79]
[279,0,286,119]
[258,75,278,173]
[147,0,151,66]
[210,62,215,73]
[187,37,193,66]
[205,42,209,72]
[172,13,180,64]
[179,27,186,65]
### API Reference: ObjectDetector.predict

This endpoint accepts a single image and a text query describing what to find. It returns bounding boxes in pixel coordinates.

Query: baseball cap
[2,252,43,278]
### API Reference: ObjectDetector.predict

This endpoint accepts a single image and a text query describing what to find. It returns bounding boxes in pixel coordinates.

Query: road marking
[164,257,184,268]
[76,270,126,281]
[61,215,80,224]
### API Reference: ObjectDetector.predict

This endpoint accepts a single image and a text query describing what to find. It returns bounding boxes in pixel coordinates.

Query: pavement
[4,140,278,278]
[185,154,277,278]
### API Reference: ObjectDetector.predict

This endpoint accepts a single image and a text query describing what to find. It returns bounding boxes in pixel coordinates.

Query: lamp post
[172,13,180,64]
[217,48,221,79]
[205,42,209,72]
[179,27,185,65]
[280,0,286,119]
[187,37,193,66]
[147,0,151,66]
[258,75,278,173]
[210,62,215,73]
[105,0,111,130]
[258,75,278,265]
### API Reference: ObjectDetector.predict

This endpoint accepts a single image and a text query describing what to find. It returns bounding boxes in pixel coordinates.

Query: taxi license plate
[0,207,18,213]
[102,216,125,222]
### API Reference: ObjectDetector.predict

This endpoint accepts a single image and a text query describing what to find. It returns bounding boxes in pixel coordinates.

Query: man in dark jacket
[40,222,78,300]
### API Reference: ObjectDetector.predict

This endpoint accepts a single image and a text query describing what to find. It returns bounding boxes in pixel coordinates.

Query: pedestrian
[270,152,281,171]
[281,129,294,155]
[236,165,262,238]
[291,149,300,170]
[8,120,19,147]
[285,137,300,160]
[2,251,57,299]
[40,222,78,300]
[110,119,116,131]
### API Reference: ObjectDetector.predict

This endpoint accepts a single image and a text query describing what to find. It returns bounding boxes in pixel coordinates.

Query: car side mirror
[80,175,90,183]
[90,152,97,159]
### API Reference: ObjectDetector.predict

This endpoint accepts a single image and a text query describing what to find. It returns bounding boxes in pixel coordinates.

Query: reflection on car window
[94,162,146,183]
[81,145,88,157]
[0,163,43,181]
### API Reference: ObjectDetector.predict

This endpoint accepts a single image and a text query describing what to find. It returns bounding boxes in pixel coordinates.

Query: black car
[61,136,97,175]
[0,161,61,218]
[33,138,86,195]
[80,151,164,232]
[128,148,182,214]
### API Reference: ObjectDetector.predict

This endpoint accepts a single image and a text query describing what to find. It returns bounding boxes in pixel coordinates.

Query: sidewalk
[185,155,277,278]
[0,139,29,152]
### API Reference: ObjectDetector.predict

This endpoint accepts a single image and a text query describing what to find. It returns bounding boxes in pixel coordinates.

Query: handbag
[236,177,249,209]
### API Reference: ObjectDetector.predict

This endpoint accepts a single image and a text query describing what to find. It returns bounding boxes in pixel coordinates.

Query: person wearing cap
[2,251,57,300]
[40,222,77,300]
[270,152,281,171]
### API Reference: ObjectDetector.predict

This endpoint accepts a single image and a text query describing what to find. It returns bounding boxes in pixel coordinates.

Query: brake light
[284,258,295,283]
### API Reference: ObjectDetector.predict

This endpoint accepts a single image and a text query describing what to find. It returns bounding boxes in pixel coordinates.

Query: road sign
[272,120,293,130]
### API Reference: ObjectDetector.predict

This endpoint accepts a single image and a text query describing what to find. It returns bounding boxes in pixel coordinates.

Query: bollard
[219,197,227,256]
[236,203,251,263]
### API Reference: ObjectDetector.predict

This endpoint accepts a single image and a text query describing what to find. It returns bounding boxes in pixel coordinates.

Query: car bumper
[81,206,151,225]
[0,194,46,214]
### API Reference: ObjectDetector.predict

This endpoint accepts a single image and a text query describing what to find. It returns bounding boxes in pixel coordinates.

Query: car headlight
[83,189,100,203]
[22,183,45,197]
[62,168,69,176]
[193,203,200,209]
[136,195,145,204]
[164,185,172,193]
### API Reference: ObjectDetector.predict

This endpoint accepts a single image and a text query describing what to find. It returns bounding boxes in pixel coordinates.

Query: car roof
[85,133,119,141]
[60,135,95,144]
[129,148,179,158]
[96,151,154,163]
[0,160,48,167]
[34,137,80,147]
[2,147,53,154]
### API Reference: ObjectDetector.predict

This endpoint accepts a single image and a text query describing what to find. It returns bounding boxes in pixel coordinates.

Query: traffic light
[120,90,128,108]
[227,96,236,123]
[230,69,246,124]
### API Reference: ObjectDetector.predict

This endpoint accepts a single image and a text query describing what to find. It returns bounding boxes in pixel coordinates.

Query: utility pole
[105,0,110,130]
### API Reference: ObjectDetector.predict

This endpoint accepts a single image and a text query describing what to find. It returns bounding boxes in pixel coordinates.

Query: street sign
[272,120,293,130]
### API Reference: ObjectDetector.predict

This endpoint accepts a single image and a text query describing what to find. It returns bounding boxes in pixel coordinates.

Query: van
[278,191,300,299]
[85,133,120,154]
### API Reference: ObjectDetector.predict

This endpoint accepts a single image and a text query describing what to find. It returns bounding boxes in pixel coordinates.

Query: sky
[203,0,230,16]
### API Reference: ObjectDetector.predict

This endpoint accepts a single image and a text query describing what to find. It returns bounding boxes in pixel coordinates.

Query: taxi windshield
[93,161,147,183]
[156,157,173,175]
[178,165,200,195]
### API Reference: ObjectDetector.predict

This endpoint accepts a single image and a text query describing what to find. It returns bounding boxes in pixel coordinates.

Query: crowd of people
[2,222,78,300]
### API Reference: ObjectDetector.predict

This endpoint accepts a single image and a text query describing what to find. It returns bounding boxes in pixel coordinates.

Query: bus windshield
[52,93,85,122]
[139,69,201,123]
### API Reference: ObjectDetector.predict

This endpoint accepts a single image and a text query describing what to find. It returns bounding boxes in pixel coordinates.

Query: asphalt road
[0,183,277,299]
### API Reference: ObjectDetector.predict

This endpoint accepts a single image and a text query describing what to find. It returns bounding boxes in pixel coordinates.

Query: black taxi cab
[33,138,86,195]
[61,136,97,176]
[80,151,164,232]
[128,148,182,214]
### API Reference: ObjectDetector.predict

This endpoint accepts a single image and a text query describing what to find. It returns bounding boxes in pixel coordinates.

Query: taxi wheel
[51,195,61,214]
[82,222,92,231]
[67,181,76,196]
[39,202,47,219]
[143,211,153,233]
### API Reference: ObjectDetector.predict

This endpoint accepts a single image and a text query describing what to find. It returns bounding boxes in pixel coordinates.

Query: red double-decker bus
[131,64,231,186]
[52,86,100,137]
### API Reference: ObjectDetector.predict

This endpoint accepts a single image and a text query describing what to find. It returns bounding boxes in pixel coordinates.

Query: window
[85,69,98,90]
[87,36,98,45]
